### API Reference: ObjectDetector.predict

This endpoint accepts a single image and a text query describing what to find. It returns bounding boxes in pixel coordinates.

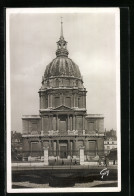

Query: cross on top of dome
[56,17,69,57]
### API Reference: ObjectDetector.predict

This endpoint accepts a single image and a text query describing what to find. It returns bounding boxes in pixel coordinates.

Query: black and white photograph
[6,8,120,193]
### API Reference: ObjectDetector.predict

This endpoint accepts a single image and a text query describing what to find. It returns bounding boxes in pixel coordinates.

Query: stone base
[28,156,41,162]
[80,161,98,166]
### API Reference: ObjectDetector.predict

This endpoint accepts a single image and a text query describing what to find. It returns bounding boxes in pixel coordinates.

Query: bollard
[43,147,49,166]
[79,146,85,165]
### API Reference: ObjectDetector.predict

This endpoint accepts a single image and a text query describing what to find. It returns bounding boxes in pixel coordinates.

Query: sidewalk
[12,162,117,171]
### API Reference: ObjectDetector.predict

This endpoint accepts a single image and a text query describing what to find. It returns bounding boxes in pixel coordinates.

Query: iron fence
[11,149,117,165]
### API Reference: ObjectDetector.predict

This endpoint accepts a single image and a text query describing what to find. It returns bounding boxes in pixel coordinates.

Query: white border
[6,8,120,193]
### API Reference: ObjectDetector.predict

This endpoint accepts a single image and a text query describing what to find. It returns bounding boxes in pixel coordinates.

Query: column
[49,140,52,156]
[83,140,86,161]
[84,95,86,108]
[57,115,59,131]
[85,140,89,158]
[67,140,71,158]
[40,94,42,109]
[70,116,72,131]
[60,94,62,105]
[43,147,49,165]
[50,94,52,108]
[67,115,69,131]
[28,140,31,160]
[48,94,50,108]
[41,117,44,135]
[96,140,98,156]
[52,140,54,156]
[56,140,59,157]
[73,94,75,107]
[73,115,75,131]
[49,115,51,131]
[73,140,77,157]
[51,115,53,130]
[83,115,85,134]
[56,114,58,131]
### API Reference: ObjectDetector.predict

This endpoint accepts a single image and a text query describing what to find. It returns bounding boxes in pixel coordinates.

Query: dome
[40,21,84,90]
[44,56,82,79]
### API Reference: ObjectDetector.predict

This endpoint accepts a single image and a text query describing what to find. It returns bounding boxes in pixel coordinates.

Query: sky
[8,9,120,132]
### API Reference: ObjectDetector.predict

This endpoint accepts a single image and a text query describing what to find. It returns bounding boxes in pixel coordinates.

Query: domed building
[22,21,105,162]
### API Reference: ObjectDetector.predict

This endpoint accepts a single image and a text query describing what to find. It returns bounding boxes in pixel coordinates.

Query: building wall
[22,115,104,136]
[22,137,104,158]
[85,117,104,133]
[22,118,41,135]
[104,141,117,150]
[97,138,104,156]
[39,90,86,110]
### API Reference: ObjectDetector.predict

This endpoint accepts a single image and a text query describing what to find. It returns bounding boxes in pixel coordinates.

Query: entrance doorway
[60,145,67,158]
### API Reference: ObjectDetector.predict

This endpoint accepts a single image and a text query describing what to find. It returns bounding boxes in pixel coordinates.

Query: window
[45,97,48,108]
[31,142,41,156]
[56,79,59,87]
[76,116,82,130]
[65,97,71,107]
[78,97,80,108]
[88,122,94,131]
[55,97,60,107]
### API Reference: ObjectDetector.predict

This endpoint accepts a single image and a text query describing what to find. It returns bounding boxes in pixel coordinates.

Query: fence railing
[12,149,117,164]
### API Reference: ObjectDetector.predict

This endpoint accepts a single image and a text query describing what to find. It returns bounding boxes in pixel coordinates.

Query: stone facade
[22,21,105,161]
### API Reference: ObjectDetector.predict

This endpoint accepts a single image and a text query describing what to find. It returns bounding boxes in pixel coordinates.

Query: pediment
[54,105,73,111]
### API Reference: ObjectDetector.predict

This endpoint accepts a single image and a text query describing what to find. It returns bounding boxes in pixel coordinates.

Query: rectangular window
[88,122,94,131]
[88,141,96,156]
[78,97,80,108]
[55,97,60,107]
[65,97,71,107]
[76,116,82,130]
[31,142,41,156]
[31,142,39,152]
[45,98,48,108]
